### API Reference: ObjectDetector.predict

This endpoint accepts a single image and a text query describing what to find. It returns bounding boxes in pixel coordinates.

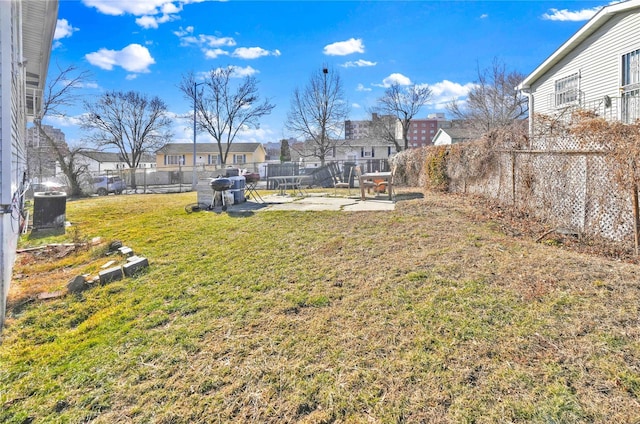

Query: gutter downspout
[519,86,533,149]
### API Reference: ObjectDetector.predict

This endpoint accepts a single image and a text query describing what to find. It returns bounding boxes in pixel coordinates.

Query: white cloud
[542,6,600,21]
[229,66,259,78]
[352,103,362,109]
[173,26,194,37]
[70,81,99,89]
[356,83,372,92]
[55,19,78,40]
[202,35,236,47]
[480,13,488,19]
[427,80,477,109]
[126,74,139,80]
[175,27,278,61]
[82,0,189,28]
[374,73,412,87]
[204,48,229,59]
[85,43,156,73]
[341,59,376,68]
[43,113,84,128]
[323,38,365,56]
[82,0,180,16]
[136,16,160,29]
[232,47,281,59]
[136,14,178,29]
[175,27,238,59]
[176,29,236,48]
[429,80,475,98]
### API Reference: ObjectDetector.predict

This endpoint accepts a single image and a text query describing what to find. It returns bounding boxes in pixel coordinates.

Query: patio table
[359,171,393,201]
[269,175,308,196]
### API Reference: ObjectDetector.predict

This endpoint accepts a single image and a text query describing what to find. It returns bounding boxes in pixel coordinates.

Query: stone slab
[99,266,123,285]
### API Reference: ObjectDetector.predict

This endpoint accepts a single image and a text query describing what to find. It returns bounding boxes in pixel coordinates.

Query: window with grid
[622,49,640,123]
[166,155,183,165]
[554,73,579,107]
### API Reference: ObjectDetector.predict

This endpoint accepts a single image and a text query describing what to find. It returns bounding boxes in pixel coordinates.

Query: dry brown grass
[1,190,640,423]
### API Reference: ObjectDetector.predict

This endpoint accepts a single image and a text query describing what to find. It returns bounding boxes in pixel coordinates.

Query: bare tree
[286,67,349,165]
[180,67,275,166]
[447,58,528,133]
[82,91,173,189]
[33,64,91,196]
[375,82,432,151]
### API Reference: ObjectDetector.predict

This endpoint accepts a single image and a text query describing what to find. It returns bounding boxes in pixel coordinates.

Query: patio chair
[355,166,376,195]
[334,165,353,195]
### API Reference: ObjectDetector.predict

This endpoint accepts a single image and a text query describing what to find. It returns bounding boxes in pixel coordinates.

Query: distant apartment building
[26,125,69,180]
[344,119,372,140]
[346,113,450,148]
[406,114,451,148]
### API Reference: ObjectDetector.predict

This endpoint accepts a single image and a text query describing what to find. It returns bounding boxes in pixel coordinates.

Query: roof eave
[23,1,59,118]
[518,0,640,90]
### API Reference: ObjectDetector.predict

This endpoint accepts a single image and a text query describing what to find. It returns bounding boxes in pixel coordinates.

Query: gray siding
[532,10,640,117]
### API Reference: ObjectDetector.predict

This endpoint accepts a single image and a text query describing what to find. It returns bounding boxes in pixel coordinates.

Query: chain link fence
[443,140,634,242]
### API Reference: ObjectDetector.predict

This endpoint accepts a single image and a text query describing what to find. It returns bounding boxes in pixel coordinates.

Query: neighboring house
[78,150,156,173]
[155,142,267,168]
[289,137,395,165]
[432,128,481,146]
[341,138,396,162]
[517,0,640,135]
[1,0,57,328]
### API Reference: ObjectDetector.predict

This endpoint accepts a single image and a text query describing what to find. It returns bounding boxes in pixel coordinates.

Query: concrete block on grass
[67,275,88,293]
[118,246,134,257]
[99,266,123,285]
[123,256,149,277]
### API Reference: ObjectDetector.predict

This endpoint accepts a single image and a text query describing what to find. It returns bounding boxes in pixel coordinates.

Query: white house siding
[0,0,27,330]
[433,130,453,146]
[0,0,56,329]
[530,9,640,128]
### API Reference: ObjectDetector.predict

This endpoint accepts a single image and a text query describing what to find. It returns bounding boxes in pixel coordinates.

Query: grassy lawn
[1,190,640,423]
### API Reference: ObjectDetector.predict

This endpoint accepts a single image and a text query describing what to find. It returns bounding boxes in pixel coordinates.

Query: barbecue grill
[210,177,233,211]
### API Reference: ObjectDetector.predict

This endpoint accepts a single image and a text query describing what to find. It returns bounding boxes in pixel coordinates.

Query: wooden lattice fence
[445,145,634,242]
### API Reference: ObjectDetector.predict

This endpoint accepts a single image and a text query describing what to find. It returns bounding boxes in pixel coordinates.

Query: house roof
[79,150,155,163]
[433,128,481,144]
[345,138,396,148]
[518,0,640,90]
[156,142,264,155]
[22,0,59,117]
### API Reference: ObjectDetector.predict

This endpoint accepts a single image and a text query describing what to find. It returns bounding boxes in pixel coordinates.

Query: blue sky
[48,0,610,147]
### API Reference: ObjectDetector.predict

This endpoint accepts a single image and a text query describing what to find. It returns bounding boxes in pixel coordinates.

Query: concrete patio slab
[229,193,396,212]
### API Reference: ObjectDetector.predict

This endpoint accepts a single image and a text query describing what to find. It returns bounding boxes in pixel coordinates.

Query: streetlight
[192,81,205,190]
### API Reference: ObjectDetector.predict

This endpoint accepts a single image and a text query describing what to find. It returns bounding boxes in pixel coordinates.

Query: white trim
[518,0,640,90]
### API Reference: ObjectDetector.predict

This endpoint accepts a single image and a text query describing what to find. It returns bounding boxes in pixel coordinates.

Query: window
[622,49,640,123]
[554,72,579,107]
[233,154,246,164]
[166,155,184,165]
